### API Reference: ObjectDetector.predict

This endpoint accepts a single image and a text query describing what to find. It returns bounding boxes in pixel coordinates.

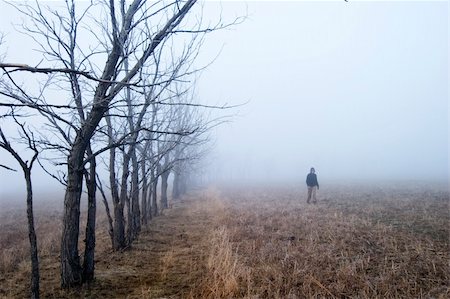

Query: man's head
[310,167,315,173]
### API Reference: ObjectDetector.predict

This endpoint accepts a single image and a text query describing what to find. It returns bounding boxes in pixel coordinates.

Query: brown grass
[0,199,61,273]
[0,183,448,298]
[204,183,450,298]
[189,226,243,298]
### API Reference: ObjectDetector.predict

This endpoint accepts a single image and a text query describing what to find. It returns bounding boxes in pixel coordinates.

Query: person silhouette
[306,167,319,204]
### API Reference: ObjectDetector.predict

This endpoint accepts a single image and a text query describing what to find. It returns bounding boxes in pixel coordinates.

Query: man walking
[306,167,319,204]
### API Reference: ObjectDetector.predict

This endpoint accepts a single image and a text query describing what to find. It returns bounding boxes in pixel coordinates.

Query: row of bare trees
[0,1,239,297]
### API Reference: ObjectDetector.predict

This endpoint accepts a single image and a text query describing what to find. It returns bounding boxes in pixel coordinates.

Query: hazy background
[0,0,448,200]
[197,0,448,184]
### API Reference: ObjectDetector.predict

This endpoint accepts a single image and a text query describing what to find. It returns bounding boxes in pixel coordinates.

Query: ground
[0,182,449,298]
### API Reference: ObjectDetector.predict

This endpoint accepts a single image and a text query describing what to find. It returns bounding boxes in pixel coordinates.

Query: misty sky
[0,0,448,198]
[196,0,448,183]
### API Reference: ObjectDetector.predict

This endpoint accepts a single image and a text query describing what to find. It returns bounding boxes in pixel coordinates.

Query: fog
[0,0,448,200]
[197,0,448,184]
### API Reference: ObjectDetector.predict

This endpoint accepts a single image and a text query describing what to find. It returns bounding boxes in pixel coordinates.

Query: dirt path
[91,192,217,298]
[2,188,224,299]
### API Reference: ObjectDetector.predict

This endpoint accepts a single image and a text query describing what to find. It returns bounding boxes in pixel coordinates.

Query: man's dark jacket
[306,173,319,188]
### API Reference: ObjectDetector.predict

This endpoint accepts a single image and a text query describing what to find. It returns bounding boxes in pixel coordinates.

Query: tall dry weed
[192,226,246,298]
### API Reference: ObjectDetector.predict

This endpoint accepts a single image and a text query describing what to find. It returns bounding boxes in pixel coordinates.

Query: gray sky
[0,0,448,199]
[196,0,448,183]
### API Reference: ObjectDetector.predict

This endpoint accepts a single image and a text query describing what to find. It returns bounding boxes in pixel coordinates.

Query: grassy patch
[1,183,448,298]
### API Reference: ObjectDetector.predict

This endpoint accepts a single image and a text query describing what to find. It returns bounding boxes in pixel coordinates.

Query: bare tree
[0,115,40,299]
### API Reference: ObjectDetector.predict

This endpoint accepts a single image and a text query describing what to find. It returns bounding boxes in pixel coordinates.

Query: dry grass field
[0,182,449,298]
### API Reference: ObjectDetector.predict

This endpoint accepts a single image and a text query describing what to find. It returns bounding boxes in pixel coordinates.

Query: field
[0,182,449,298]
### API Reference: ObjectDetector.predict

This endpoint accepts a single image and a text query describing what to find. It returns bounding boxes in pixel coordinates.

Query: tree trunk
[160,170,170,209]
[25,169,40,299]
[112,173,126,250]
[61,105,108,287]
[146,181,153,221]
[141,161,148,226]
[113,202,126,250]
[151,168,158,217]
[61,156,84,288]
[121,151,133,247]
[82,155,96,283]
[130,149,141,241]
[106,116,126,250]
[126,190,132,245]
[97,176,114,248]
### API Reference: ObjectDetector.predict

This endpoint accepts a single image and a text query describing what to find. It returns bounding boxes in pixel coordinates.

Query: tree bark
[125,187,132,245]
[61,103,110,288]
[140,161,148,226]
[97,175,114,248]
[160,170,170,209]
[25,169,40,299]
[128,148,140,242]
[61,155,84,288]
[131,150,141,236]
[151,166,158,217]
[146,180,153,221]
[106,115,126,250]
[113,202,126,250]
[82,155,96,283]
